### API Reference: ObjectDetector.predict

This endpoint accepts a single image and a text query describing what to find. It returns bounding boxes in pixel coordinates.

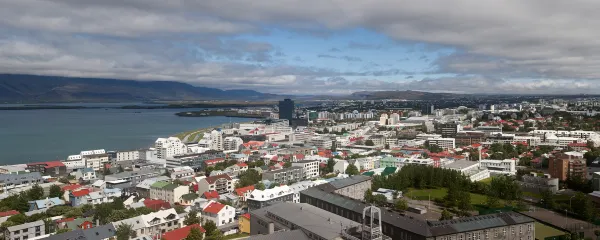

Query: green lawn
[406,188,488,205]
[535,222,565,239]
[523,191,542,199]
[480,177,493,185]
[223,233,250,239]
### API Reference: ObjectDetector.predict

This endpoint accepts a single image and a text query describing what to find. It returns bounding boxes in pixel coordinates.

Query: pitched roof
[162,224,206,240]
[61,184,83,191]
[205,174,232,184]
[182,193,199,201]
[241,213,250,220]
[27,161,65,168]
[0,210,19,218]
[150,181,170,189]
[236,163,248,167]
[203,191,220,199]
[143,199,171,211]
[203,202,225,214]
[235,185,255,196]
[71,189,90,197]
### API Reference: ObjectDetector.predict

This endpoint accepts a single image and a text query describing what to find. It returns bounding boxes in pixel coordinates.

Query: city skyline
[2,1,600,95]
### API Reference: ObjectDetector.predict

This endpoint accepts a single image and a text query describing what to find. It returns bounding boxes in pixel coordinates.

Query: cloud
[329,48,341,52]
[347,41,385,50]
[317,54,362,62]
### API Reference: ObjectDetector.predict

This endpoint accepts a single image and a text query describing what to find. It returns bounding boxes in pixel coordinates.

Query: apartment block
[261,166,304,184]
[291,160,319,180]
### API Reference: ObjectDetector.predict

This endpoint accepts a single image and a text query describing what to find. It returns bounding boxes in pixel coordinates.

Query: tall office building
[421,104,434,115]
[279,99,294,122]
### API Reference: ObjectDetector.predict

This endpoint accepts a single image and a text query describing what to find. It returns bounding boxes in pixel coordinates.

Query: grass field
[535,222,565,239]
[480,177,493,185]
[406,188,488,205]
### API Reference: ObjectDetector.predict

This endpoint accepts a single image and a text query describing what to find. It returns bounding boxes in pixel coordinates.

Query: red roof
[234,185,255,196]
[203,191,220,199]
[56,217,76,223]
[241,213,251,220]
[162,224,206,240]
[27,161,65,168]
[143,199,171,211]
[203,202,225,214]
[71,189,90,197]
[236,163,248,167]
[204,158,226,165]
[0,210,19,218]
[568,143,588,147]
[61,184,82,191]
[205,174,232,184]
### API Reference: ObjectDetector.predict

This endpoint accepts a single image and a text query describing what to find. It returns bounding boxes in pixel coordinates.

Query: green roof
[182,193,199,201]
[362,171,374,176]
[380,156,398,162]
[150,181,170,189]
[161,183,180,190]
[382,167,397,176]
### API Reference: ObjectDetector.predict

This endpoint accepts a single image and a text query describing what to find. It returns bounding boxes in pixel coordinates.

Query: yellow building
[238,213,251,234]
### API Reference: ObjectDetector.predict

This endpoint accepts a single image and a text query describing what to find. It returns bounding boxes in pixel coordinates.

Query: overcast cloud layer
[1,0,599,94]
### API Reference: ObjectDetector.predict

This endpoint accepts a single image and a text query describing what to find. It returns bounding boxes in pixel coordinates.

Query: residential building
[26,161,67,177]
[224,163,248,176]
[198,130,224,151]
[5,220,45,240]
[379,156,403,168]
[162,224,206,240]
[168,166,194,180]
[224,137,244,151]
[155,137,188,159]
[239,213,251,234]
[43,223,116,240]
[309,137,333,149]
[135,176,170,199]
[548,153,587,181]
[518,173,559,194]
[249,202,360,239]
[246,185,295,210]
[261,166,304,183]
[28,197,65,211]
[480,159,517,175]
[443,160,490,182]
[333,160,358,174]
[0,172,42,192]
[278,99,294,122]
[81,150,109,171]
[300,188,535,240]
[427,138,456,150]
[165,152,226,169]
[439,122,459,138]
[234,185,255,202]
[196,174,233,194]
[149,182,189,205]
[104,169,163,189]
[475,126,503,135]
[315,175,372,200]
[71,168,97,181]
[112,209,181,239]
[455,131,486,146]
[292,160,319,179]
[117,150,141,161]
[201,201,235,227]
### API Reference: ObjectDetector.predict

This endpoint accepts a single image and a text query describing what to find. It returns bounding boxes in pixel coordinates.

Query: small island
[175,110,266,118]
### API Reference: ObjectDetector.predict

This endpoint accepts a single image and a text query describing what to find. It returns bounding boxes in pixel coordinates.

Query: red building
[26,161,67,177]
[162,224,206,240]
[548,153,587,181]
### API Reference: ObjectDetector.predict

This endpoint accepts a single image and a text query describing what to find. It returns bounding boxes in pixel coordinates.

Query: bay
[0,105,253,164]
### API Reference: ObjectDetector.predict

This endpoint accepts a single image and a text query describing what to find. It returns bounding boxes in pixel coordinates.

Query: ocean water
[0,106,252,164]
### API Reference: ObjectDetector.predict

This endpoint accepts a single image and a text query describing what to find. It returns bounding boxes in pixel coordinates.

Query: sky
[1,0,600,95]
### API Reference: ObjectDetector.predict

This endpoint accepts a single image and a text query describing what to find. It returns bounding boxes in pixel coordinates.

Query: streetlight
[565,195,576,228]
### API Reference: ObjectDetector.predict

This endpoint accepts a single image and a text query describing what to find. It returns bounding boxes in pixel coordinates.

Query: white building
[169,166,195,180]
[443,160,490,182]
[112,208,181,239]
[65,149,109,171]
[149,182,189,205]
[198,130,224,151]
[292,160,320,179]
[201,201,235,227]
[379,114,388,125]
[480,159,517,175]
[310,137,333,149]
[155,137,188,159]
[427,138,456,150]
[117,150,141,161]
[223,137,244,151]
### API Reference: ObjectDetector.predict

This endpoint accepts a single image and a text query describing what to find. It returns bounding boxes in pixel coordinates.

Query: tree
[103,167,112,176]
[56,228,71,234]
[236,169,262,188]
[27,184,44,200]
[372,195,388,206]
[572,192,596,221]
[118,165,125,173]
[345,164,359,176]
[184,210,200,225]
[255,182,266,190]
[112,197,125,210]
[385,144,390,149]
[65,208,84,218]
[540,190,557,209]
[202,220,218,238]
[95,203,114,225]
[365,140,375,146]
[364,189,373,203]
[283,162,292,168]
[394,199,408,211]
[593,230,600,240]
[440,209,453,220]
[485,195,502,209]
[457,191,472,211]
[185,227,204,240]
[49,185,63,198]
[326,158,336,173]
[175,205,186,214]
[116,223,135,240]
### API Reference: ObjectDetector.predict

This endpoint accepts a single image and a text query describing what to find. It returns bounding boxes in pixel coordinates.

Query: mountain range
[0,74,469,103]
[0,74,280,102]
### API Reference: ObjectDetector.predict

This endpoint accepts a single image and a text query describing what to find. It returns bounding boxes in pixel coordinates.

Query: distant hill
[349,90,466,100]
[0,74,279,103]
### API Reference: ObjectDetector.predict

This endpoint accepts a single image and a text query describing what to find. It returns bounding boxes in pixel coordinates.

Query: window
[22,229,27,233]
[35,226,40,232]
[13,231,19,235]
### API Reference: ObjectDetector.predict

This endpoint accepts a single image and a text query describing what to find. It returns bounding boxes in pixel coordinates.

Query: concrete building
[223,137,244,151]
[548,153,587,181]
[300,188,535,240]
[196,174,234,194]
[155,137,188,159]
[5,220,45,240]
[0,172,42,192]
[426,138,456,150]
[198,130,224,151]
[261,166,304,184]
[249,202,360,239]
[480,159,517,175]
[315,175,372,200]
[26,161,67,177]
[439,122,459,138]
[309,137,333,149]
[443,160,490,182]
[518,173,559,194]
[246,185,296,211]
[150,182,189,205]
[71,168,97,181]
[104,169,163,189]
[165,151,226,170]
[455,131,486,146]
[112,209,181,239]
[168,166,194,180]
[135,176,170,199]
[201,201,235,227]
[117,150,141,161]
[291,160,319,179]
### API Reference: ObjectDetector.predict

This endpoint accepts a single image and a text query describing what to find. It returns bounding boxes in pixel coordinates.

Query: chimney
[268,223,275,234]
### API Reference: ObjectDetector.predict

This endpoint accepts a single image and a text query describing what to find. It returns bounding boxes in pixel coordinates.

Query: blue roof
[81,168,95,173]
[29,197,65,209]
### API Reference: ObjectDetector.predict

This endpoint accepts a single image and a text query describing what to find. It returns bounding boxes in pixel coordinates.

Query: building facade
[5,220,45,240]
[261,166,304,183]
[291,160,319,180]
[246,185,296,211]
